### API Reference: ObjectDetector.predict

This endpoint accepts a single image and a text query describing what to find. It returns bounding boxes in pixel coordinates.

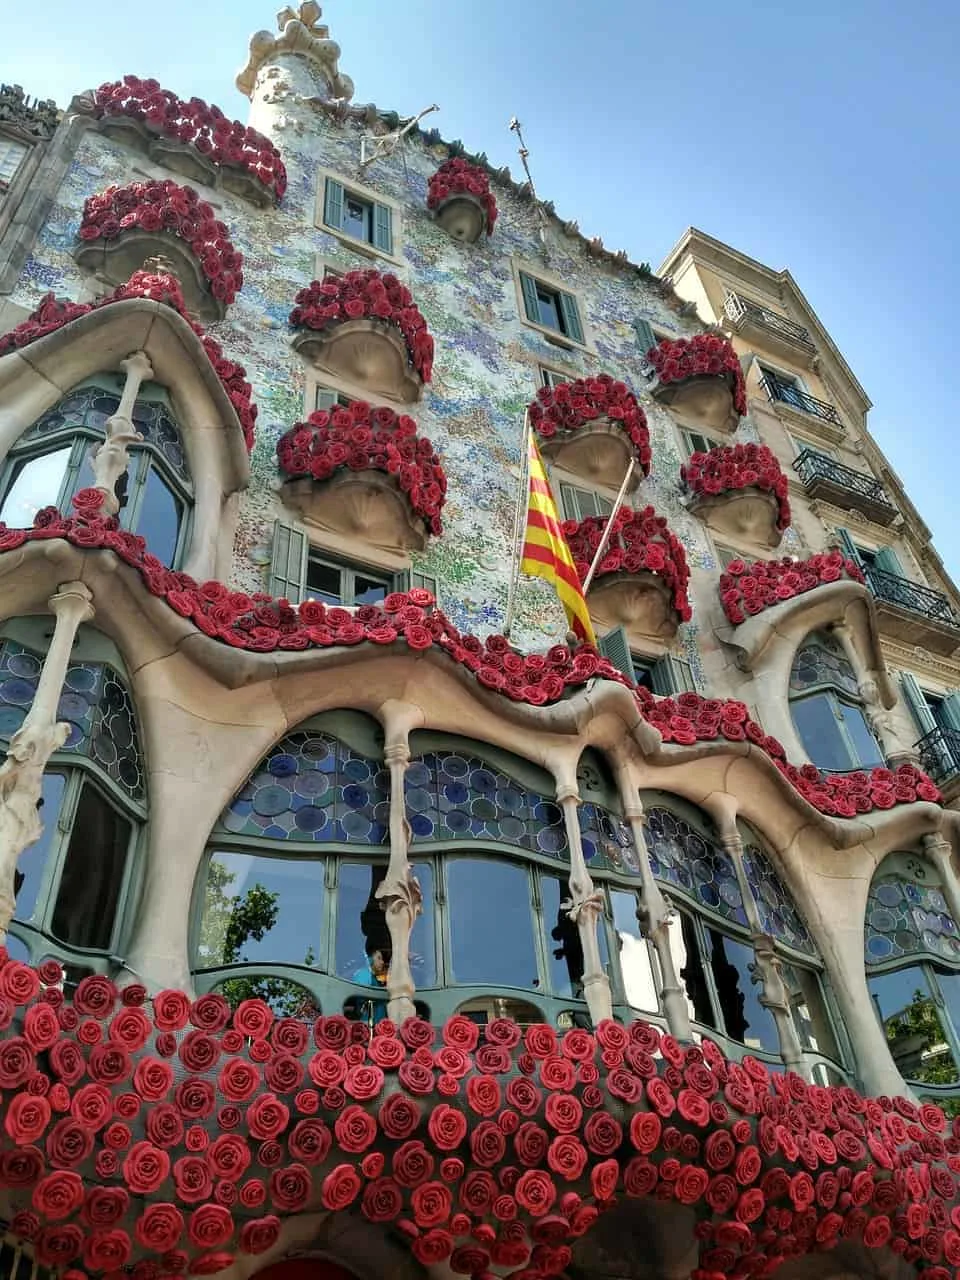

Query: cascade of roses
[91,76,286,201]
[426,157,498,234]
[0,272,257,451]
[1,953,960,1280]
[682,442,791,533]
[720,551,866,626]
[646,333,748,418]
[563,505,693,622]
[78,179,244,306]
[527,374,652,475]
[290,271,435,384]
[637,688,941,813]
[276,403,447,536]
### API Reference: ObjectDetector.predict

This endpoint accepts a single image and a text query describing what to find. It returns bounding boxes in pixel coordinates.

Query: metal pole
[503,411,532,638]
[581,458,636,595]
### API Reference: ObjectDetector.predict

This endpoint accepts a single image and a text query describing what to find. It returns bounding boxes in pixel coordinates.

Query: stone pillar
[0,582,94,939]
[719,826,808,1079]
[556,782,613,1024]
[90,351,153,515]
[832,621,904,762]
[924,833,960,928]
[374,712,422,1023]
[615,773,692,1042]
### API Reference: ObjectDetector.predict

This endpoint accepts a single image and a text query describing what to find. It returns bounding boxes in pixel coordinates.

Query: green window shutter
[323,177,344,231]
[598,626,635,684]
[373,202,393,255]
[874,546,902,577]
[558,291,585,345]
[834,527,861,566]
[651,655,697,696]
[899,672,937,736]
[268,520,308,604]
[633,319,657,356]
[519,271,541,324]
[940,693,960,733]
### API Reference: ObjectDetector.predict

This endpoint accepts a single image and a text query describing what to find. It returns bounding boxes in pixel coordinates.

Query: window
[268,522,435,606]
[0,624,145,963]
[539,366,570,390]
[321,175,395,256]
[865,853,960,1096]
[518,269,585,345]
[789,433,835,461]
[597,626,696,696]
[559,482,613,522]
[683,429,719,457]
[789,631,884,771]
[305,553,394,607]
[0,137,29,192]
[715,545,740,570]
[759,365,806,409]
[312,385,354,414]
[0,381,191,567]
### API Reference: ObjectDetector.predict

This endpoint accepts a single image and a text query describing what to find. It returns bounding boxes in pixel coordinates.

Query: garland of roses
[290,271,435,385]
[564,505,693,622]
[528,374,652,476]
[682,443,791,533]
[1,952,959,1280]
[0,272,257,451]
[0,493,941,814]
[720,550,866,626]
[426,157,498,235]
[92,76,286,201]
[646,334,748,418]
[636,688,941,812]
[276,404,447,536]
[78,180,244,307]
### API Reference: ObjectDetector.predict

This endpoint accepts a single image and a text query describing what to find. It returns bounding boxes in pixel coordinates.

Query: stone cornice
[880,637,960,683]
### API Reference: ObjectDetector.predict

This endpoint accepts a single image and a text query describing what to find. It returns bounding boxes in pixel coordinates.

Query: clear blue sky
[4,1,958,575]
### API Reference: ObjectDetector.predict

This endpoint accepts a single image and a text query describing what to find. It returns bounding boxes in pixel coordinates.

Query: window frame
[304,550,400,608]
[558,480,614,523]
[0,135,30,194]
[316,170,402,264]
[682,428,720,457]
[513,259,591,351]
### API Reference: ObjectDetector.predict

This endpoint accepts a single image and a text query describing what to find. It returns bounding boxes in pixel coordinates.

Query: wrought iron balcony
[865,567,960,654]
[792,449,898,526]
[915,725,960,790]
[760,374,844,429]
[723,291,816,355]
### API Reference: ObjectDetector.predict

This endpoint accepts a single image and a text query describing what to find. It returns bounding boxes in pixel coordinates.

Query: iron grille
[915,725,960,785]
[792,449,896,513]
[723,291,815,351]
[760,375,844,427]
[865,568,960,630]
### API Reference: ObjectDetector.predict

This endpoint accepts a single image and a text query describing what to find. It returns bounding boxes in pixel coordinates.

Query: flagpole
[503,411,532,638]
[581,457,636,596]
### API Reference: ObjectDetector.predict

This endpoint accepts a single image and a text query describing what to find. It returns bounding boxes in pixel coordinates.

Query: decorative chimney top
[0,84,60,140]
[236,2,355,101]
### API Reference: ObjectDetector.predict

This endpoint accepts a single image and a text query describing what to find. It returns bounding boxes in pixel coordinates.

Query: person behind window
[353,946,391,1026]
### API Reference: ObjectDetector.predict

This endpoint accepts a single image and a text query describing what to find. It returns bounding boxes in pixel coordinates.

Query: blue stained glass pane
[865,872,960,966]
[578,803,640,875]
[646,807,746,925]
[269,754,299,777]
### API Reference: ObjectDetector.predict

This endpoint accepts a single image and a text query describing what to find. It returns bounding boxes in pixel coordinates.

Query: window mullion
[59,437,89,510]
[319,855,338,976]
[528,866,552,997]
[36,770,82,932]
[697,919,726,1036]
[122,451,149,531]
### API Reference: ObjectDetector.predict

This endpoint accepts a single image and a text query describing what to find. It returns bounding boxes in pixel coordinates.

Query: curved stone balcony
[682,442,790,549]
[427,156,498,242]
[529,374,651,491]
[644,333,747,432]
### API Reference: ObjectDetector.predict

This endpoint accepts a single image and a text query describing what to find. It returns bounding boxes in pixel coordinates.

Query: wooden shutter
[633,319,657,356]
[899,672,937,736]
[373,202,394,255]
[268,520,308,604]
[874,546,902,576]
[651,655,697,696]
[598,626,635,684]
[940,693,960,733]
[834,527,862,566]
[558,291,585,345]
[519,271,541,324]
[323,177,344,231]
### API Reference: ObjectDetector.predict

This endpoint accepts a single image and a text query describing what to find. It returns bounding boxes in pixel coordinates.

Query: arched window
[639,797,843,1078]
[789,630,884,771]
[0,376,192,567]
[865,852,960,1100]
[0,618,145,974]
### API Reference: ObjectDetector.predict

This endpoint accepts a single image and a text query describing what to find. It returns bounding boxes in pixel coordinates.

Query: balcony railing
[724,291,815,352]
[792,449,898,524]
[760,374,844,428]
[915,725,960,787]
[865,567,960,630]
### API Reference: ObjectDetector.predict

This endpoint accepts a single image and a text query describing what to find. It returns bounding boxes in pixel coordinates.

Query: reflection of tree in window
[677,912,715,1028]
[880,985,957,1084]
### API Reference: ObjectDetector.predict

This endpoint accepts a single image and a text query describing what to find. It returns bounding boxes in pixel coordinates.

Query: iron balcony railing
[792,449,897,514]
[915,725,960,786]
[723,291,815,352]
[865,567,960,630]
[760,374,844,427]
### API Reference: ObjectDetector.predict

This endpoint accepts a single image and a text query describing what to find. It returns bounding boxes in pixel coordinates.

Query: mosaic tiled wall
[5,55,801,681]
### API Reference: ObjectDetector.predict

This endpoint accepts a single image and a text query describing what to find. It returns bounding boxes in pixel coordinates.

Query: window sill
[520,316,591,354]
[320,223,404,269]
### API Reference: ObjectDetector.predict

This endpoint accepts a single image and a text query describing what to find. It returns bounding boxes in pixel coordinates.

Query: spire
[236,2,355,101]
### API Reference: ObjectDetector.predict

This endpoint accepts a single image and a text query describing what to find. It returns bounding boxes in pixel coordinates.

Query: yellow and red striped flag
[519,435,597,645]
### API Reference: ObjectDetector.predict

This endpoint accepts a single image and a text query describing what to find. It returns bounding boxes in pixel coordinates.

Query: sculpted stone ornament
[91,350,153,515]
[237,3,355,101]
[557,786,613,1023]
[0,582,94,941]
[374,734,421,1022]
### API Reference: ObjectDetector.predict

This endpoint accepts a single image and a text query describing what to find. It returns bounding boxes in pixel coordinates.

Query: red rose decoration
[5,1092,51,1144]
[135,1203,184,1252]
[320,1163,361,1212]
[152,989,191,1031]
[565,504,692,622]
[32,1170,84,1220]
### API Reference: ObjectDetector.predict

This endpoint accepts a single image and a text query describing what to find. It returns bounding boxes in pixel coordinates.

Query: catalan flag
[520,435,597,645]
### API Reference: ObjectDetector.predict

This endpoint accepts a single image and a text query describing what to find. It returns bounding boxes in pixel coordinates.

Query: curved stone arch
[0,299,250,580]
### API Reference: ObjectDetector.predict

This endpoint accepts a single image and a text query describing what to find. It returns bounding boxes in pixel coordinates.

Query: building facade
[1,7,960,1280]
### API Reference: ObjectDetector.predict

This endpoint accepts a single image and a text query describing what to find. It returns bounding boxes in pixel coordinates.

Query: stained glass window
[645,807,747,927]
[0,639,143,801]
[789,632,860,696]
[743,844,815,954]
[218,730,388,844]
[865,873,960,966]
[579,803,640,874]
[405,752,567,856]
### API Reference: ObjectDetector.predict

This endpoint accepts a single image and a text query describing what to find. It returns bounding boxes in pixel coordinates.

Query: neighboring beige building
[0,9,959,1280]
